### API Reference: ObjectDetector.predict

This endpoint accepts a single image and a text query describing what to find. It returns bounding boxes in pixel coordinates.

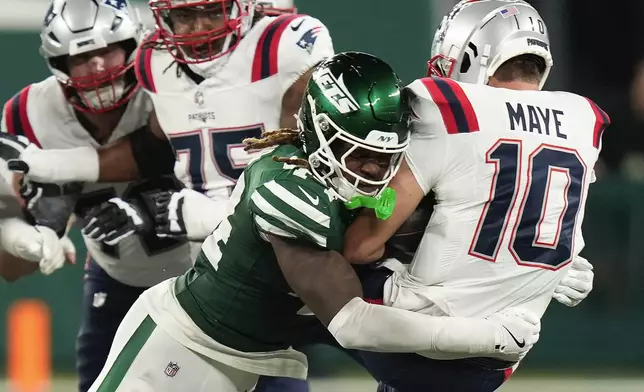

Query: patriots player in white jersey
[0,1,194,391]
[344,1,600,391]
[1,1,332,391]
[5,0,334,244]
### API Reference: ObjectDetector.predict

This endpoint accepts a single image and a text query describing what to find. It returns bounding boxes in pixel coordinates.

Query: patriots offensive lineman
[2,1,333,391]
[87,52,539,392]
[0,1,193,391]
[4,0,335,246]
[345,1,602,391]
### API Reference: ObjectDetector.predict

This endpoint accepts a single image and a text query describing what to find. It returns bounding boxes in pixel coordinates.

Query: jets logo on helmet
[299,52,410,201]
[314,70,360,114]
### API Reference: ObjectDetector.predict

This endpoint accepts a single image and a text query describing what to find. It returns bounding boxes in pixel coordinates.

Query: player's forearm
[328,297,500,357]
[96,138,140,182]
[0,251,38,282]
[180,190,232,240]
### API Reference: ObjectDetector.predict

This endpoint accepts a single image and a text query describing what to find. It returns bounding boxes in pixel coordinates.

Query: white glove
[552,255,594,307]
[8,143,99,183]
[37,229,76,275]
[0,218,76,275]
[487,307,541,362]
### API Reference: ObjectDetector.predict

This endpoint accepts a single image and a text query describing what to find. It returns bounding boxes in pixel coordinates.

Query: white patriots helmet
[40,0,144,113]
[257,0,296,15]
[428,0,553,89]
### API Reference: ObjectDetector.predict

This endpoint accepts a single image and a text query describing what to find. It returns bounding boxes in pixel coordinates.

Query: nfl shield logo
[92,292,107,308]
[164,362,180,377]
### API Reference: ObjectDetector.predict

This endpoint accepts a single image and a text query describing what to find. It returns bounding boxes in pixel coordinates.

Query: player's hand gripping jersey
[390,77,609,319]
[135,14,333,199]
[0,79,192,287]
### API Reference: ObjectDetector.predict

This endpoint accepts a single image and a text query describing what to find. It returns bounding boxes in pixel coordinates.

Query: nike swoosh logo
[291,19,304,31]
[503,326,526,348]
[298,186,319,206]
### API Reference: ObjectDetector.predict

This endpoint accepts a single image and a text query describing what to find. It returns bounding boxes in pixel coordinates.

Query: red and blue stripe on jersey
[3,85,40,146]
[135,32,159,93]
[421,77,480,134]
[252,14,305,82]
[584,97,610,149]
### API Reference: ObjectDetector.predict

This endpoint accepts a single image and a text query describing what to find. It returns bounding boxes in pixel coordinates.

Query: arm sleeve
[249,177,332,248]
[403,82,450,195]
[278,16,335,91]
[328,297,499,357]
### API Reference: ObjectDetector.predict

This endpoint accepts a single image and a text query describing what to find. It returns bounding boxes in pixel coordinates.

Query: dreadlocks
[243,128,309,168]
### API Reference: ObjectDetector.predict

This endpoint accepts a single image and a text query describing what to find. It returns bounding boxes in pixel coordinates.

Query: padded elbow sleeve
[129,126,175,178]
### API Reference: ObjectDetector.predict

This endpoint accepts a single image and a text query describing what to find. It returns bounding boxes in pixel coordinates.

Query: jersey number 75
[169,125,263,193]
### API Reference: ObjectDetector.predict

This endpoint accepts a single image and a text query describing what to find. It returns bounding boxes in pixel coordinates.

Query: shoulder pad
[249,170,337,248]
[251,14,333,84]
[583,97,610,149]
[408,77,480,135]
[2,84,40,146]
[135,31,161,93]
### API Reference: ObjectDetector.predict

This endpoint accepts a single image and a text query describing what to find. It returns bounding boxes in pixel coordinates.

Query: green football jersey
[174,144,354,352]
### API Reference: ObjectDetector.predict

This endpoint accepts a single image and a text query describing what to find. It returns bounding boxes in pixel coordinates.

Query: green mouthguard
[344,187,396,220]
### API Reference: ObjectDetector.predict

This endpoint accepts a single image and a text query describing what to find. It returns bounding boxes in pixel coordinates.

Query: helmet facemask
[301,95,409,202]
[49,40,139,113]
[150,0,253,65]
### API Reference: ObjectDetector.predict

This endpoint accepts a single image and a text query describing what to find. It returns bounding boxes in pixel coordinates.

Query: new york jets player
[345,1,600,391]
[0,1,193,391]
[88,52,539,392]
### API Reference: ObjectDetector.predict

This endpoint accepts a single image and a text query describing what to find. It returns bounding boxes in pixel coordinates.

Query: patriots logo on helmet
[296,26,322,54]
[101,0,129,12]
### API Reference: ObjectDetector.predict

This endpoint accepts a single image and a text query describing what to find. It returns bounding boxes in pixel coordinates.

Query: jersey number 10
[469,139,586,270]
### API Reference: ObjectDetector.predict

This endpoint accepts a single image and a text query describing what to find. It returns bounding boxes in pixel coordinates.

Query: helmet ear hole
[460,52,471,74]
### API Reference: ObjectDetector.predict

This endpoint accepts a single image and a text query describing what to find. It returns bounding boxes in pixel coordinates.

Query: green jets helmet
[298,51,410,201]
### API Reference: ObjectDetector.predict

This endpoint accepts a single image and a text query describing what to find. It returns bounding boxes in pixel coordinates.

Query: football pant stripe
[95,315,156,391]
[263,180,330,228]
[250,190,327,247]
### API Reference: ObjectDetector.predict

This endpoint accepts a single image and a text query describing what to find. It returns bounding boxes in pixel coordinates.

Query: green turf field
[4,374,644,392]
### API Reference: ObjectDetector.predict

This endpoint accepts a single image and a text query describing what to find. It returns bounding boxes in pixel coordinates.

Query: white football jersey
[134,14,334,200]
[0,76,192,287]
[385,77,609,319]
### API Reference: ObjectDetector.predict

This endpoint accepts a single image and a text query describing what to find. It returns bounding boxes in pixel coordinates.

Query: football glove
[81,198,149,246]
[146,188,229,241]
[149,190,188,239]
[487,307,541,362]
[552,255,594,307]
[0,218,75,275]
